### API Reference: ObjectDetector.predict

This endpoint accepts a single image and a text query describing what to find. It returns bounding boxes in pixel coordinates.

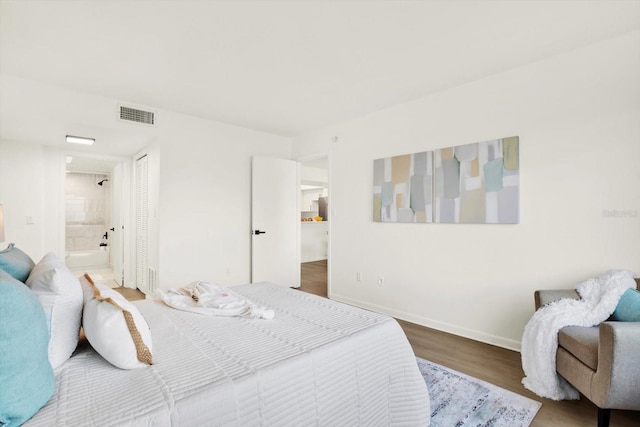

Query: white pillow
[26,252,83,369]
[80,274,153,369]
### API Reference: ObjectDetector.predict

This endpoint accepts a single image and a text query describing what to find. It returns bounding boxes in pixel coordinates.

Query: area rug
[417,357,542,427]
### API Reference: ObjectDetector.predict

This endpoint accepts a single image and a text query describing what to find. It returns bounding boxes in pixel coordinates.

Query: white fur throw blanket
[157,281,275,319]
[521,270,637,400]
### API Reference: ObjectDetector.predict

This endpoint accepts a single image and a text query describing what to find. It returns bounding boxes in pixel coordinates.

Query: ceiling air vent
[118,105,156,126]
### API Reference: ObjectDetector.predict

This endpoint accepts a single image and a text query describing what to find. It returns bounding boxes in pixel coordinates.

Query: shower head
[97,178,110,186]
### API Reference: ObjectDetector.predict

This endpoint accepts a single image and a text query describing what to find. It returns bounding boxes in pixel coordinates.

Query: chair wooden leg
[597,408,611,427]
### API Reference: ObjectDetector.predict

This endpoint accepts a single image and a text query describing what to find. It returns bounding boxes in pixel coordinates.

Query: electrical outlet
[356,272,362,282]
[377,275,384,286]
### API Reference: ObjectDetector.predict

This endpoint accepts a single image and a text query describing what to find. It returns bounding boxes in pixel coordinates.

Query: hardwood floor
[299,260,640,427]
[299,259,328,297]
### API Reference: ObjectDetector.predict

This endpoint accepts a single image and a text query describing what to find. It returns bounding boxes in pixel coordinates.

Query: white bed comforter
[26,282,430,426]
[521,270,636,400]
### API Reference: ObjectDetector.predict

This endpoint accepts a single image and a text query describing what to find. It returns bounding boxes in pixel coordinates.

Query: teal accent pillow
[0,270,55,426]
[0,243,35,283]
[611,288,640,322]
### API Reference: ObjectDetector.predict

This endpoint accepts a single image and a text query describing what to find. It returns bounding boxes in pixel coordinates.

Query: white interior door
[251,156,300,287]
[110,163,124,285]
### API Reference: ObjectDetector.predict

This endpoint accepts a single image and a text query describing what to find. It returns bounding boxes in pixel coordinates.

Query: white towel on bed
[157,281,275,319]
[520,270,636,400]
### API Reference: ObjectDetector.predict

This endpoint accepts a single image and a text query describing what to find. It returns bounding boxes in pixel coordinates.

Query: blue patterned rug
[417,357,541,427]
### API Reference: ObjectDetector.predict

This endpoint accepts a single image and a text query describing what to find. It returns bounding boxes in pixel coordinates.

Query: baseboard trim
[330,293,522,352]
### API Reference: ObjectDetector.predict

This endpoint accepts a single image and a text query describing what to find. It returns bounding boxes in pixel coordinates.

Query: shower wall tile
[70,237,98,251]
[65,173,111,251]
[66,225,91,238]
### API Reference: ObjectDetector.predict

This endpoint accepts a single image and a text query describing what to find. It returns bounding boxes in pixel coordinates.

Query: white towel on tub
[157,281,275,319]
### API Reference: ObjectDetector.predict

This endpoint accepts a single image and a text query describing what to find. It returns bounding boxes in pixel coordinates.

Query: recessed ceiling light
[66,135,95,145]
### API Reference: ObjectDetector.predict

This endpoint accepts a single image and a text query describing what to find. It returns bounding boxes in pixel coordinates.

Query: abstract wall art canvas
[434,136,519,224]
[373,151,433,223]
[373,136,519,224]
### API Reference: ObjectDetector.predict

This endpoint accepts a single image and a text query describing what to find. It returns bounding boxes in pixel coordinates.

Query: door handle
[253,230,266,235]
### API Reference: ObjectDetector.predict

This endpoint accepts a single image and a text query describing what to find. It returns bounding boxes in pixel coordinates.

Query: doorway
[299,156,328,297]
[64,154,128,288]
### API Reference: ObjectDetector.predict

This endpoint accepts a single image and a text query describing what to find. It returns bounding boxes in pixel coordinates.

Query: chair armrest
[592,322,640,410]
[534,289,579,310]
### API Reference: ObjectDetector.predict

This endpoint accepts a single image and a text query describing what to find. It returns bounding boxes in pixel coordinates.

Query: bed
[22,281,430,426]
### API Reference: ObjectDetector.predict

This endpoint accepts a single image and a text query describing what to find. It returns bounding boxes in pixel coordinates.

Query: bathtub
[65,248,110,270]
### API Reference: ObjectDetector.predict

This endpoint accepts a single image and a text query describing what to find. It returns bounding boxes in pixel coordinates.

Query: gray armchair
[534,278,640,427]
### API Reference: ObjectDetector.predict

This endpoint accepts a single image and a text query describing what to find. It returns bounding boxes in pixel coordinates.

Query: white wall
[0,141,47,259]
[301,165,328,185]
[294,32,640,350]
[0,142,67,264]
[151,111,292,289]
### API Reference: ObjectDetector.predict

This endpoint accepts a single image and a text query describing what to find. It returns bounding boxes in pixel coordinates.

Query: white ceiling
[1,0,639,156]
